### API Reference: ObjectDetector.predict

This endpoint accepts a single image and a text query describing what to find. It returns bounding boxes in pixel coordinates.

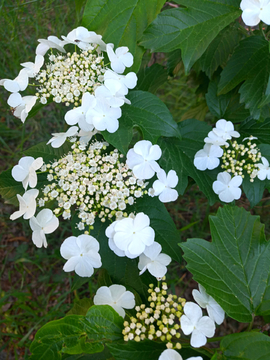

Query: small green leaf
[135,64,168,93]
[0,168,24,205]
[242,176,266,207]
[181,205,270,322]
[206,77,231,118]
[140,0,241,72]
[221,332,270,360]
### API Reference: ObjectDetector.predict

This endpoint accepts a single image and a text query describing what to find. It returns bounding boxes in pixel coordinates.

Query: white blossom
[180,302,215,348]
[213,172,242,203]
[12,156,43,190]
[153,169,178,202]
[62,26,106,51]
[204,131,229,146]
[7,93,37,123]
[95,81,129,107]
[243,136,258,141]
[29,209,59,248]
[0,69,29,93]
[10,189,39,220]
[60,234,102,277]
[257,156,270,180]
[138,242,171,278]
[192,284,225,325]
[106,44,133,74]
[47,126,79,148]
[36,35,67,56]
[104,69,137,93]
[240,0,270,26]
[158,349,203,360]
[21,54,44,78]
[93,284,135,318]
[194,144,223,171]
[126,140,162,180]
[212,119,240,140]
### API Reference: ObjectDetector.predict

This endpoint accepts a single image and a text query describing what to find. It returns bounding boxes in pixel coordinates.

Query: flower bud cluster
[38,138,147,230]
[123,280,185,349]
[35,49,104,106]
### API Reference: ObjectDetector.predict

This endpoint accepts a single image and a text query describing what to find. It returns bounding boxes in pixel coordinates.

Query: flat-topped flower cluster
[0,26,137,135]
[194,119,270,203]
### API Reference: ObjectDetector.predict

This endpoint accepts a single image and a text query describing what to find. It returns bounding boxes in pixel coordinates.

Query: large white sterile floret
[62,26,106,51]
[0,69,29,93]
[106,220,129,258]
[106,212,155,258]
[126,140,162,180]
[7,93,37,123]
[138,241,171,278]
[180,302,215,348]
[10,189,39,220]
[153,169,179,202]
[29,209,59,248]
[194,144,223,171]
[21,54,44,78]
[36,35,67,56]
[106,44,134,74]
[47,126,79,148]
[192,284,225,325]
[212,119,240,140]
[213,172,242,203]
[60,234,102,277]
[257,156,270,180]
[104,69,137,93]
[204,131,229,146]
[240,0,270,26]
[94,284,135,318]
[12,156,43,190]
[95,81,129,108]
[158,349,203,360]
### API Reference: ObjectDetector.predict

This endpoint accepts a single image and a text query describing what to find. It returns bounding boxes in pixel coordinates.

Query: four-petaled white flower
[126,140,162,180]
[106,44,133,74]
[21,54,44,78]
[7,93,37,123]
[192,284,225,325]
[204,131,229,146]
[10,189,39,220]
[153,169,179,202]
[104,69,137,94]
[62,26,106,51]
[47,126,79,148]
[12,156,43,190]
[180,302,215,348]
[194,144,223,171]
[257,156,270,180]
[158,349,203,360]
[93,284,135,318]
[212,172,242,203]
[106,212,155,258]
[240,0,270,26]
[138,241,171,278]
[0,68,29,93]
[212,119,240,140]
[36,35,67,56]
[60,234,102,277]
[29,209,59,248]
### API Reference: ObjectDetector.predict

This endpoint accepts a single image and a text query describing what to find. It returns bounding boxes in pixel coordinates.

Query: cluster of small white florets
[0,26,137,137]
[38,138,147,230]
[194,119,270,203]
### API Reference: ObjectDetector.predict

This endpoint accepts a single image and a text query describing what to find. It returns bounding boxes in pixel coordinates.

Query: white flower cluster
[119,279,224,353]
[0,26,137,136]
[240,0,270,26]
[193,119,270,203]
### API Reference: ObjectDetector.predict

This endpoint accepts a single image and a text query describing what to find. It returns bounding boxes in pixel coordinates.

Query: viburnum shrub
[1,1,270,359]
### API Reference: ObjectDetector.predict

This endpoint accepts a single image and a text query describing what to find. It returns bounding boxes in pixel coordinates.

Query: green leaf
[135,64,168,93]
[24,141,72,164]
[103,90,180,153]
[240,118,270,145]
[30,306,123,359]
[221,332,270,360]
[167,49,182,76]
[62,346,113,359]
[218,36,270,119]
[206,77,231,118]
[0,168,24,205]
[140,1,241,72]
[67,298,93,316]
[181,205,270,322]
[242,176,266,208]
[198,24,240,78]
[82,0,165,72]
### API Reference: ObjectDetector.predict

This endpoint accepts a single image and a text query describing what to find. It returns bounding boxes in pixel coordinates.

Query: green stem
[207,336,223,343]
[247,314,255,331]
[259,22,267,40]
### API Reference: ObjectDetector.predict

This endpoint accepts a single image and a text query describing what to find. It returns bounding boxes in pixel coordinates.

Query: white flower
[78,129,99,145]
[47,126,79,148]
[213,172,242,203]
[62,26,106,51]
[257,156,270,180]
[36,35,67,56]
[180,302,215,348]
[29,209,59,248]
[106,44,133,74]
[106,212,155,258]
[240,0,270,26]
[204,131,228,146]
[60,234,102,277]
[158,349,183,360]
[243,136,258,141]
[12,156,43,190]
[104,69,137,93]
[192,284,225,325]
[21,54,44,78]
[0,69,29,92]
[138,242,171,278]
[126,140,162,180]
[106,220,127,257]
[10,189,39,220]
[153,169,178,202]
[194,144,223,171]
[212,119,240,140]
[93,284,135,318]
[95,82,129,108]
[7,93,37,123]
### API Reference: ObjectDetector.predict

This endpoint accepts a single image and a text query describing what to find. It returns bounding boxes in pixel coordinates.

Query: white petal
[190,329,207,348]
